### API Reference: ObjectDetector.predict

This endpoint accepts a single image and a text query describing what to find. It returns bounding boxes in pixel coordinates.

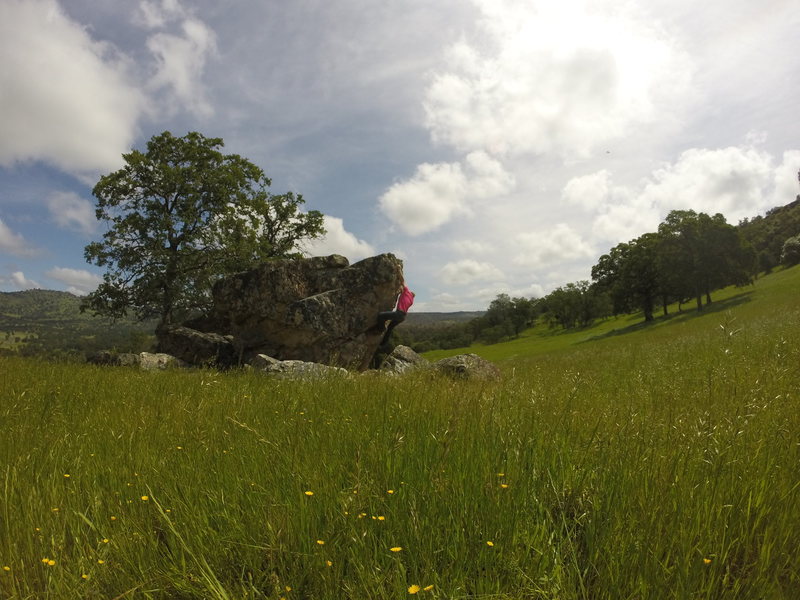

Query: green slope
[422,265,799,363]
[0,289,155,355]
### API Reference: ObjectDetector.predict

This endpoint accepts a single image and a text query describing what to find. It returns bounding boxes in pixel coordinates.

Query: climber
[376,282,415,347]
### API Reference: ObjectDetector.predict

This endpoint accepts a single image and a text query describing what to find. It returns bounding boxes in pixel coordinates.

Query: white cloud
[439,259,504,286]
[44,267,102,295]
[0,0,144,176]
[562,170,612,211]
[301,215,375,261]
[563,147,800,246]
[146,17,217,117]
[47,192,97,234]
[513,223,595,268]
[424,0,692,158]
[639,146,791,223]
[136,0,185,29]
[0,219,39,257]
[10,271,41,290]
[379,151,514,235]
[451,239,491,255]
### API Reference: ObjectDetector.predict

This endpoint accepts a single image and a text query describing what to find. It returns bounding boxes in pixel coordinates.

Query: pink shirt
[396,286,415,313]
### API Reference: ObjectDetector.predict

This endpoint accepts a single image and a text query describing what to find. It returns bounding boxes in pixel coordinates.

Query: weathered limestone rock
[250,354,349,379]
[137,352,187,370]
[380,345,430,375]
[173,253,404,370]
[87,351,145,367]
[433,353,501,381]
[157,326,238,367]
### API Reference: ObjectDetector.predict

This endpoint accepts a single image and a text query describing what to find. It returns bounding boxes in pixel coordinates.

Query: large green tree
[82,131,325,331]
[592,233,661,322]
[657,210,752,311]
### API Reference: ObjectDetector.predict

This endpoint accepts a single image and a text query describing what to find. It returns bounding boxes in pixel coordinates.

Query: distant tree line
[397,200,800,353]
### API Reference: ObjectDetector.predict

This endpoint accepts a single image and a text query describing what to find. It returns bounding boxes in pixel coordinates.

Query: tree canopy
[82,131,325,331]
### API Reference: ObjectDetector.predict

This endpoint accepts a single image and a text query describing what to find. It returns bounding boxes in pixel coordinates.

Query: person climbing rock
[376,282,415,347]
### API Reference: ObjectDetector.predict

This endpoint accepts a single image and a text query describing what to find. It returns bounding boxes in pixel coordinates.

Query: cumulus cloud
[44,266,102,295]
[0,219,39,257]
[0,0,143,175]
[563,146,800,246]
[301,215,375,262]
[379,150,514,235]
[146,16,218,117]
[424,0,692,158]
[47,192,97,234]
[439,259,504,286]
[136,0,186,29]
[638,146,779,222]
[10,271,41,290]
[562,170,612,211]
[451,239,491,255]
[513,223,595,268]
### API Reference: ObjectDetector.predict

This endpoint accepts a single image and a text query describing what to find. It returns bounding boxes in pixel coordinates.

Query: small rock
[380,345,430,375]
[433,353,501,381]
[137,352,187,370]
[250,354,349,379]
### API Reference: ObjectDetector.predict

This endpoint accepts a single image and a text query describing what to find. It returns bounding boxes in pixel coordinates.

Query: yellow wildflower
[97,559,105,565]
[378,516,386,521]
[141,495,149,501]
[486,541,494,547]
[110,516,117,521]
[316,540,325,545]
[408,584,421,594]
[3,566,10,572]
[102,538,109,543]
[63,474,70,478]
[304,491,314,496]
[387,489,394,494]
[285,586,292,592]
[390,547,403,552]
[424,585,434,591]
[81,574,88,579]
[703,558,712,565]
[500,483,509,489]
[326,560,333,567]
[47,559,56,566]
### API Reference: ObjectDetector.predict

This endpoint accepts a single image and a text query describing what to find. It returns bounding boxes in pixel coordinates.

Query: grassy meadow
[1,267,799,599]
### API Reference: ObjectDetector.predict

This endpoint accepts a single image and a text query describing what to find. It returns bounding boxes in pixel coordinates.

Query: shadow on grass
[581,290,754,343]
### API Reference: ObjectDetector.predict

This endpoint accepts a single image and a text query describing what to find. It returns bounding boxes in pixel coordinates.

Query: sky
[1,0,798,310]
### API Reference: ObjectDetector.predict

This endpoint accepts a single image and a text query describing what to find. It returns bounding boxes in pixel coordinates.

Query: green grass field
[1,267,798,599]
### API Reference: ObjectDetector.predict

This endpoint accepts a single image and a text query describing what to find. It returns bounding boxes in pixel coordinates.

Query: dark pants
[376,309,406,346]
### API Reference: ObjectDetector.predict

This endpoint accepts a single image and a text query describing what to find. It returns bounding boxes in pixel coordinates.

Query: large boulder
[162,254,404,371]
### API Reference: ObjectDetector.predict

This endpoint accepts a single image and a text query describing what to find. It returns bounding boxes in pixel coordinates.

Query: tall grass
[1,268,799,599]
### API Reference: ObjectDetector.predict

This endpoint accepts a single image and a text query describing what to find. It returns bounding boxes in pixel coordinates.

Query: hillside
[403,311,484,326]
[422,264,800,363]
[0,289,154,356]
[738,196,800,271]
[2,265,798,598]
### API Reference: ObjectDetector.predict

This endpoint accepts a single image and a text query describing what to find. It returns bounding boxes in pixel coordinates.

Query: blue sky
[1,0,799,310]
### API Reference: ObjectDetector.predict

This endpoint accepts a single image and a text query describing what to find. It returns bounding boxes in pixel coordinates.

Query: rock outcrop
[158,254,404,371]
